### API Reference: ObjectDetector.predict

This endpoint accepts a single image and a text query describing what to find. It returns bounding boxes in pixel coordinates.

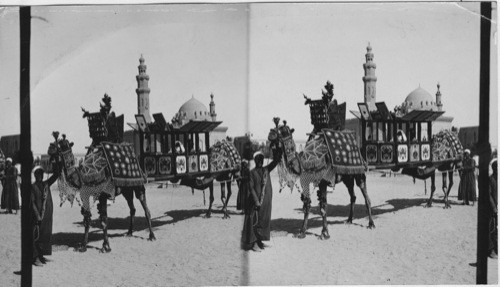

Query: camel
[268,118,374,240]
[48,132,156,253]
[400,129,464,209]
[177,139,242,219]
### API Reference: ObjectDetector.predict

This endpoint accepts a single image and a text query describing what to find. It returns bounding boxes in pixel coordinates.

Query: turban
[32,166,44,175]
[253,151,264,160]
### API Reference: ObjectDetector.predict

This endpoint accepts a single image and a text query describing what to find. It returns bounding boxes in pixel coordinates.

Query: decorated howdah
[357,99,457,168]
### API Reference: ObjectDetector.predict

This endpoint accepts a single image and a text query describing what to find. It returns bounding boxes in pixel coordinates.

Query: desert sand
[0,171,497,286]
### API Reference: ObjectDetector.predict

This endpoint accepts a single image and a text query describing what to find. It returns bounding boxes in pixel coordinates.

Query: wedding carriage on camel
[355,98,463,208]
[80,94,240,219]
[46,94,241,252]
[268,81,463,239]
[134,114,239,184]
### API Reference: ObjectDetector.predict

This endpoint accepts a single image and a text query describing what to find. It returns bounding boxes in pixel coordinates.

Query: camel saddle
[79,149,108,185]
[299,137,329,173]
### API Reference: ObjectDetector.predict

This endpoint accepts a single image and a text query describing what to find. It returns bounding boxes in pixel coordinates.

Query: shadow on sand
[52,208,244,248]
[271,196,463,235]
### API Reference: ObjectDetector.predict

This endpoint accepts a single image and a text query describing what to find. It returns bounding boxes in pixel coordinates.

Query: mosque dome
[403,87,437,111]
[178,96,211,121]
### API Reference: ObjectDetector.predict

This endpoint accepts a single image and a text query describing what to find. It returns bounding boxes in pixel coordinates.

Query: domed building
[345,44,453,145]
[172,94,228,146]
[401,86,439,112]
[178,97,212,121]
[395,83,452,133]
[172,95,216,126]
[124,55,228,155]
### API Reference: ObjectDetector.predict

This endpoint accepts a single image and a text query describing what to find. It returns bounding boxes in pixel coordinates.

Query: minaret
[436,82,443,111]
[209,93,217,122]
[136,54,152,123]
[362,43,378,111]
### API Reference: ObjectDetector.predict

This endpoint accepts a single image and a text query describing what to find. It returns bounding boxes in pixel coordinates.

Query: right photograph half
[244,2,497,285]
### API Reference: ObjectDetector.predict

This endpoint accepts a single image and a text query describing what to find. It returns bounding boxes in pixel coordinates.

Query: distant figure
[241,150,281,251]
[396,130,407,143]
[175,141,185,154]
[59,134,73,151]
[489,159,497,258]
[0,158,20,214]
[458,149,477,206]
[31,166,59,266]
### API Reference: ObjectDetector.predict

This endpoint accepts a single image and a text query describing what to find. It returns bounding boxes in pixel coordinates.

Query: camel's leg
[78,207,91,252]
[318,181,330,240]
[222,181,232,219]
[356,175,375,229]
[220,181,226,204]
[97,194,111,253]
[205,183,215,218]
[343,176,356,224]
[122,189,136,236]
[137,188,156,241]
[425,172,436,208]
[297,193,312,239]
[443,171,454,209]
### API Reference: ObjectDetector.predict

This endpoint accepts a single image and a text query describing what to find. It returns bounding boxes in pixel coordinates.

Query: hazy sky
[0,2,497,154]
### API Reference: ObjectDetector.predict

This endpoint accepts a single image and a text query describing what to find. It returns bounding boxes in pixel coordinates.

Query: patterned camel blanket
[79,149,108,185]
[299,137,329,172]
[209,140,241,172]
[432,130,463,163]
[100,142,145,187]
[321,129,366,174]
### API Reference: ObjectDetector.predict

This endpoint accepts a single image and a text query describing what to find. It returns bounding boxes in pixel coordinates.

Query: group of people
[0,156,60,266]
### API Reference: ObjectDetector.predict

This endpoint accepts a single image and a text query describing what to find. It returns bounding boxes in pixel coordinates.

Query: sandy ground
[0,172,498,286]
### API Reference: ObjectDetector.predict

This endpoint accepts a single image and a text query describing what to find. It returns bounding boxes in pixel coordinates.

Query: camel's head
[268,118,295,146]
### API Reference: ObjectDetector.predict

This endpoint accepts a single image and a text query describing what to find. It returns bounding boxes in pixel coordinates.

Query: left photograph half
[0,4,251,286]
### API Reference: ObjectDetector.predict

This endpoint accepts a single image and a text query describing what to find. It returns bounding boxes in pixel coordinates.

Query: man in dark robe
[458,149,477,205]
[1,158,20,214]
[31,166,59,266]
[242,149,280,251]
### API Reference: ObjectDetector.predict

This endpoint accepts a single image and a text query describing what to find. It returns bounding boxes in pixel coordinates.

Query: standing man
[247,146,281,251]
[459,149,477,206]
[31,166,59,266]
[1,158,20,214]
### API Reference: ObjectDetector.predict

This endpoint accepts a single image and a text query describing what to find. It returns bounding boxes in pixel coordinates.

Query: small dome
[178,96,210,121]
[404,87,436,111]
